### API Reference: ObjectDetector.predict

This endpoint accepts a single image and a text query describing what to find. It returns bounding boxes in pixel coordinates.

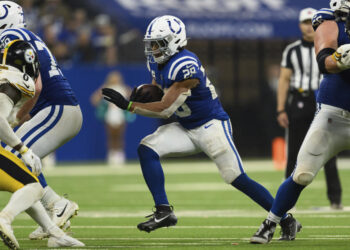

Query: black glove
[102,88,130,110]
[129,87,137,101]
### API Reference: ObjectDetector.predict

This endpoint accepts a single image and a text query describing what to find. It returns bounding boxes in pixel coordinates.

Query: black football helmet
[0,39,40,80]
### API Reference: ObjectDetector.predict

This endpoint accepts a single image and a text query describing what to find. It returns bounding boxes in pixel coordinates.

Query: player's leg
[285,114,313,178]
[195,119,275,211]
[323,156,342,209]
[0,148,43,249]
[137,122,200,232]
[26,202,84,247]
[252,105,350,244]
[6,105,82,234]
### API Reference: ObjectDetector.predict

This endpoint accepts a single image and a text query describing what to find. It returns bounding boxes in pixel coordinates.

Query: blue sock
[271,176,306,217]
[37,173,48,188]
[26,166,48,188]
[231,173,274,212]
[137,145,169,205]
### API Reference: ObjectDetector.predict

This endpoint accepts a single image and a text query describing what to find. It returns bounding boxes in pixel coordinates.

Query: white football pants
[140,119,244,184]
[293,104,350,185]
[6,105,82,158]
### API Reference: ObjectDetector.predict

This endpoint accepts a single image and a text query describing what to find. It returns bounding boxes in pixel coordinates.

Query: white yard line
[42,158,350,177]
[15,207,350,220]
[14,225,350,229]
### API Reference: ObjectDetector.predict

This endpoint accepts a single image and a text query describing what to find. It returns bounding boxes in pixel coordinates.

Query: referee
[276,8,342,209]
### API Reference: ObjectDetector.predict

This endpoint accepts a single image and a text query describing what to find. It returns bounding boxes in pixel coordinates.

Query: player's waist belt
[290,88,314,97]
[319,103,350,118]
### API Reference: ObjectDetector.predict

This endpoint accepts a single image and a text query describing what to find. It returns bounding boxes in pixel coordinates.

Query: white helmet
[144,15,187,64]
[0,1,26,32]
[330,0,350,20]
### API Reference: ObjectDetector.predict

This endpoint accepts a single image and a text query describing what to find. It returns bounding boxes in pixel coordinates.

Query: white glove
[20,147,42,176]
[332,44,350,70]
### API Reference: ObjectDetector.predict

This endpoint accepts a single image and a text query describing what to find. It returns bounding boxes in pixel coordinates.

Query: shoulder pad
[312,8,335,31]
[0,69,35,98]
[168,56,200,81]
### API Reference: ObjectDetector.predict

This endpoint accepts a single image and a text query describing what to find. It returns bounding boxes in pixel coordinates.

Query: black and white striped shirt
[281,39,321,91]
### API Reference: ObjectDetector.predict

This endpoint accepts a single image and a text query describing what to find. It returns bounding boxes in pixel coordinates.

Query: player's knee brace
[293,171,314,186]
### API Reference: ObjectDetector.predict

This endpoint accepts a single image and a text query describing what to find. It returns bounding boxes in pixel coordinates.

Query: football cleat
[250,219,276,244]
[51,197,79,228]
[0,217,19,250]
[29,226,48,240]
[279,213,302,241]
[29,197,78,240]
[47,234,85,248]
[137,205,178,233]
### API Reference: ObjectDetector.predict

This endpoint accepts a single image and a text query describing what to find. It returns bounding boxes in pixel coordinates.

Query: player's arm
[276,67,292,128]
[0,77,42,175]
[130,78,198,119]
[102,78,199,119]
[13,73,42,126]
[315,20,350,73]
[0,83,40,167]
[0,83,23,148]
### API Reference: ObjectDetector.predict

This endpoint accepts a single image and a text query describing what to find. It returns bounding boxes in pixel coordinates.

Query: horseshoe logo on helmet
[167,19,182,34]
[0,4,9,20]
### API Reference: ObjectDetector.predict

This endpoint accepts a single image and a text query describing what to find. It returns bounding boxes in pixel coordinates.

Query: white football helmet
[144,15,187,64]
[330,0,350,20]
[0,1,26,32]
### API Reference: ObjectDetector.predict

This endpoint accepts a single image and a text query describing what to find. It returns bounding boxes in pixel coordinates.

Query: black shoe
[330,203,343,210]
[137,205,177,233]
[279,213,302,241]
[250,219,276,244]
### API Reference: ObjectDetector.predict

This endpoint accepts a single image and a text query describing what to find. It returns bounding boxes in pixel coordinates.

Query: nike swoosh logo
[56,204,68,218]
[204,124,213,129]
[23,82,30,88]
[154,214,170,223]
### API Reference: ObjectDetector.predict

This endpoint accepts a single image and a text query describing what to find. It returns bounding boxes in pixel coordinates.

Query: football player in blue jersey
[103,15,300,237]
[251,1,350,244]
[0,39,84,249]
[0,1,82,239]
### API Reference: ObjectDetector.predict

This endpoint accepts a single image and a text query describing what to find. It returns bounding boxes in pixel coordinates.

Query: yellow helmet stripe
[2,39,20,65]
[11,82,35,97]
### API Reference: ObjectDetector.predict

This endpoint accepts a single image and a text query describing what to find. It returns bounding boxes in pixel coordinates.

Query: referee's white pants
[6,105,83,158]
[293,104,350,186]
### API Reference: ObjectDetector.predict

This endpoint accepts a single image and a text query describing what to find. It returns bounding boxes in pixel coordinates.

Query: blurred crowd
[19,0,119,66]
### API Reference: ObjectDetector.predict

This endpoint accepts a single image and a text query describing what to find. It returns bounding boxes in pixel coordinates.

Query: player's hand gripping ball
[129,84,164,103]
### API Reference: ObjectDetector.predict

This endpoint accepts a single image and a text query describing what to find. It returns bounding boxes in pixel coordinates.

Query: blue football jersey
[0,28,78,116]
[317,21,350,112]
[312,8,335,31]
[147,49,229,129]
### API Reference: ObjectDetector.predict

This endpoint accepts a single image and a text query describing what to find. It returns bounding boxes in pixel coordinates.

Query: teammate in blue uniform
[251,1,350,244]
[102,15,300,237]
[0,1,82,239]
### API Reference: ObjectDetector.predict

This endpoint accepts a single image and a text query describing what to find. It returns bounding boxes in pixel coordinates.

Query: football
[130,84,164,103]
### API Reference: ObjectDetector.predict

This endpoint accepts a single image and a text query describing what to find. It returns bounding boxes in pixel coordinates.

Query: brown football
[132,84,164,103]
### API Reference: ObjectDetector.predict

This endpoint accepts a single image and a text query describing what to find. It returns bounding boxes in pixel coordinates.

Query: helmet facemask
[144,35,174,64]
